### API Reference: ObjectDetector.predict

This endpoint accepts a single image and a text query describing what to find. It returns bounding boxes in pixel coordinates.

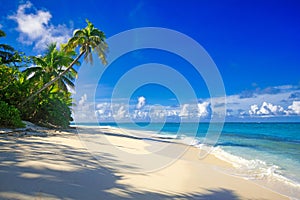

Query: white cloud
[287,101,300,115]
[132,109,149,120]
[8,1,72,51]
[197,102,211,117]
[114,105,127,119]
[220,86,300,117]
[73,98,300,122]
[147,105,170,120]
[249,104,259,115]
[72,85,300,122]
[78,94,87,106]
[0,24,3,29]
[136,96,146,109]
[249,102,286,116]
[179,104,189,117]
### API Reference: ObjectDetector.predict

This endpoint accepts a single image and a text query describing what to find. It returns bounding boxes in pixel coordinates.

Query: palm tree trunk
[20,50,85,106]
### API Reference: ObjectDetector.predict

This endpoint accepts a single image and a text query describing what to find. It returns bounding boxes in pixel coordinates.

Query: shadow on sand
[0,133,241,200]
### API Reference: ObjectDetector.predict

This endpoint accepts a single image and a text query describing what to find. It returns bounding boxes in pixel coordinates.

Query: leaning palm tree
[25,43,78,93]
[21,19,108,106]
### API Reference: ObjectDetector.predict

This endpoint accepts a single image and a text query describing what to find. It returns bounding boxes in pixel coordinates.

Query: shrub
[0,100,25,128]
[25,97,72,129]
[41,98,72,128]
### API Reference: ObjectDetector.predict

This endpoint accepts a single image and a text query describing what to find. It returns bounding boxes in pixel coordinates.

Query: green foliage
[19,43,77,128]
[64,19,108,65]
[0,100,25,128]
[0,21,107,129]
[26,95,73,129]
[43,98,73,128]
[0,65,16,91]
[25,43,79,92]
[0,30,27,67]
[0,65,31,106]
[20,79,74,128]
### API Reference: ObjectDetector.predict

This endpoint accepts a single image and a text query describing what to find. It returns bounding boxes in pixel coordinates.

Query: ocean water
[76,122,300,199]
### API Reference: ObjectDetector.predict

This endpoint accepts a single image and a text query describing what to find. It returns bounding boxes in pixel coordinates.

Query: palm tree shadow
[0,134,241,200]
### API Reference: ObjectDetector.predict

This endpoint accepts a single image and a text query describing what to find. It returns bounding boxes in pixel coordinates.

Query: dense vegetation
[0,20,107,128]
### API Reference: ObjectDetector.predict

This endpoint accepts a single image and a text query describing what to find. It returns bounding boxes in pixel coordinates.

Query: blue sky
[1,0,300,122]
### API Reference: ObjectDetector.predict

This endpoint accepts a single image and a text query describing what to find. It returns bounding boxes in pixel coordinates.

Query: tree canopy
[0,19,108,128]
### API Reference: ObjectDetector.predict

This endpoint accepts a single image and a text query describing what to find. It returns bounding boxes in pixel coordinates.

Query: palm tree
[0,30,22,66]
[21,19,108,106]
[24,43,78,94]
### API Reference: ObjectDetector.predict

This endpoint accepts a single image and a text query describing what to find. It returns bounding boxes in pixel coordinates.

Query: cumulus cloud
[72,84,300,122]
[287,101,300,115]
[177,103,211,119]
[8,1,72,51]
[132,110,149,120]
[114,105,127,120]
[249,102,285,116]
[218,84,300,119]
[249,104,259,115]
[74,98,300,122]
[179,104,189,117]
[136,96,146,109]
[197,102,211,117]
[95,103,112,120]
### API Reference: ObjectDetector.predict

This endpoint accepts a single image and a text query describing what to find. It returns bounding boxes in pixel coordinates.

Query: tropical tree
[0,30,29,107]
[24,43,79,94]
[17,43,79,127]
[0,65,26,127]
[0,30,4,37]
[0,30,23,66]
[21,19,108,106]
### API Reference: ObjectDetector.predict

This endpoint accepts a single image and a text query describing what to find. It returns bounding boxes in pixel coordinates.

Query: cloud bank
[73,95,212,122]
[73,84,300,122]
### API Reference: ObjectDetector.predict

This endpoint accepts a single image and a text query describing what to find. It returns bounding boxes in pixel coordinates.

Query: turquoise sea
[75,122,300,199]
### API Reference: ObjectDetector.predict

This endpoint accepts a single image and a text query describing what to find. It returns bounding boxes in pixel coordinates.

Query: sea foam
[188,138,300,199]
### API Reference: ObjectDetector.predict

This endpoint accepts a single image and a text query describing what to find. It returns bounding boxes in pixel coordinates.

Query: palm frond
[0,30,6,37]
[0,44,15,52]
[95,42,108,65]
[31,56,47,68]
[23,66,42,75]
[62,76,75,89]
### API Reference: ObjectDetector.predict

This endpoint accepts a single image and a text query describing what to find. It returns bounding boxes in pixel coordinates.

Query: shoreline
[0,124,293,199]
[77,125,296,199]
[92,124,300,199]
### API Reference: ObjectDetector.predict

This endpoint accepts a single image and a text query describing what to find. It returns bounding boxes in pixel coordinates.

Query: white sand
[0,125,289,200]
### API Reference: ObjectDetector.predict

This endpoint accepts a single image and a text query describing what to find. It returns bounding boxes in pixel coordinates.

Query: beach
[1,1,299,199]
[0,123,291,200]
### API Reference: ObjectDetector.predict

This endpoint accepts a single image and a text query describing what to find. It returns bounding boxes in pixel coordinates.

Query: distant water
[75,122,300,199]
